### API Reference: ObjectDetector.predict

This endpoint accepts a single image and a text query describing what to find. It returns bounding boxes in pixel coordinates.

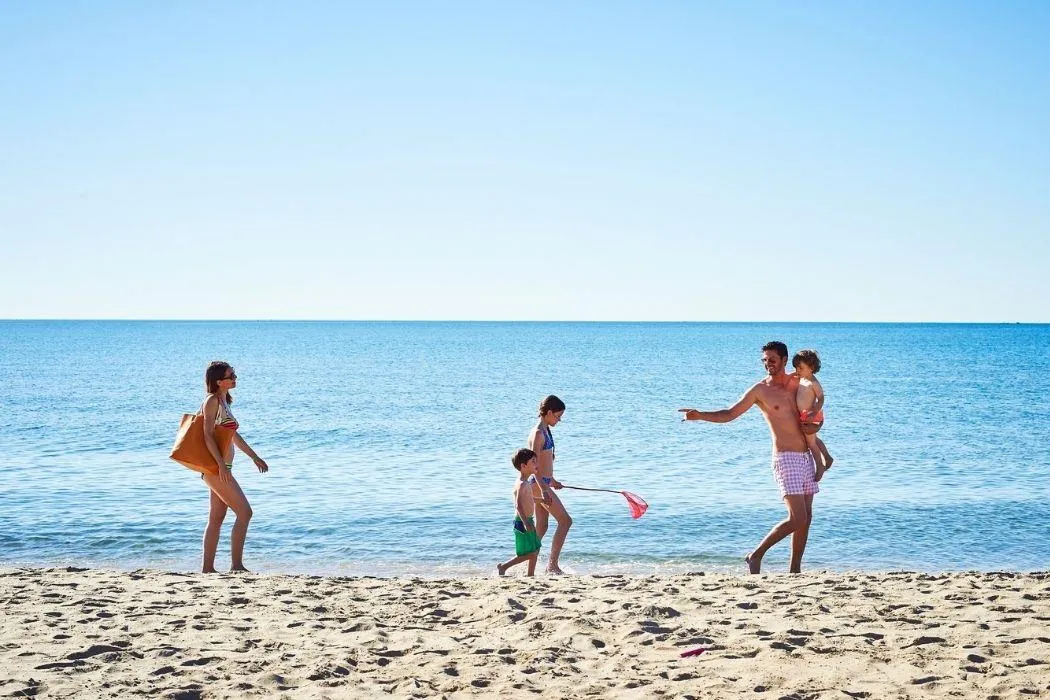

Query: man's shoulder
[749,378,773,399]
[753,376,793,399]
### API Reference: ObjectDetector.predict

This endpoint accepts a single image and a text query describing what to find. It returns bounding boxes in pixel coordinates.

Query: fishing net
[622,491,648,519]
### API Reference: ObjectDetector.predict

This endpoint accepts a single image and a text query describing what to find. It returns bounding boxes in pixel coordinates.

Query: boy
[497,448,543,577]
[792,349,834,480]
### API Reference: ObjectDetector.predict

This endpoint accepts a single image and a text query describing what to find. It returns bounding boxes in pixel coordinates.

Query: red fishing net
[622,491,648,519]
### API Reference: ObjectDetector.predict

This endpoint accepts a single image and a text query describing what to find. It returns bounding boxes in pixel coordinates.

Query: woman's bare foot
[744,553,762,574]
[497,563,508,577]
[546,566,565,575]
[230,566,250,573]
[201,568,218,574]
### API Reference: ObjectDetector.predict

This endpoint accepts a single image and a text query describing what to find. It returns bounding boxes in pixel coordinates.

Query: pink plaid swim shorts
[771,451,819,497]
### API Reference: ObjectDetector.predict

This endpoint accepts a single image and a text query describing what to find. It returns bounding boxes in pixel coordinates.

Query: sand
[1,567,1048,698]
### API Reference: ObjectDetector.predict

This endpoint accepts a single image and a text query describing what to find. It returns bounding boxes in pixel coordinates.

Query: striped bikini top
[214,396,239,431]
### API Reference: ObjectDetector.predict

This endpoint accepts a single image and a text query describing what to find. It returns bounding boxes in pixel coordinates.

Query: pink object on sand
[679,647,706,658]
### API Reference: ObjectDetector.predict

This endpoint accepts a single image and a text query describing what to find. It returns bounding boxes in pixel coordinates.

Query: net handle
[560,485,622,495]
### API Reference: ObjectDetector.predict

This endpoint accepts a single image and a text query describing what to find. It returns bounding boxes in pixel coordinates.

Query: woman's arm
[233,433,269,473]
[528,428,545,455]
[201,396,229,482]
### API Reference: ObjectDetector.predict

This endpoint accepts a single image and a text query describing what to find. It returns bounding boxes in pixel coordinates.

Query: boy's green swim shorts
[514,516,541,556]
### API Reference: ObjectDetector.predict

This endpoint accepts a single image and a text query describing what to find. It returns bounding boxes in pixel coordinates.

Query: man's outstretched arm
[679,386,757,423]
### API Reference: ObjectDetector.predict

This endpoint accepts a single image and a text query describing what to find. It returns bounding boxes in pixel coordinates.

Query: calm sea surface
[1,321,1048,576]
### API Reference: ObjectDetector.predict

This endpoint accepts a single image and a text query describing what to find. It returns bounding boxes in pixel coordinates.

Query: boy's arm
[679,385,758,423]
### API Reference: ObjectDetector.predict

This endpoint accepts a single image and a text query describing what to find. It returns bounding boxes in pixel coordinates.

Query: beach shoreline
[2,567,1047,698]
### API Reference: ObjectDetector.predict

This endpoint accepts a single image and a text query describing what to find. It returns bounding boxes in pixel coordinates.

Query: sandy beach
[1,567,1047,698]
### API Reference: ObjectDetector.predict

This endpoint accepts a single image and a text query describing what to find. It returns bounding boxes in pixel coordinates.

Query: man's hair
[761,341,788,359]
[792,349,821,373]
[512,448,536,470]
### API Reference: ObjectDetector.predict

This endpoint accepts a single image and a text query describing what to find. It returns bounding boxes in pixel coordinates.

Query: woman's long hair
[205,361,234,404]
[538,394,565,417]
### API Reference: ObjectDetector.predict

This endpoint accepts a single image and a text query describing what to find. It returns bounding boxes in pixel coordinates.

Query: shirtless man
[679,341,819,574]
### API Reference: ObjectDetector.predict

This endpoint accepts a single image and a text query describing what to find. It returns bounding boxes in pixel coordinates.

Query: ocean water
[1,321,1048,576]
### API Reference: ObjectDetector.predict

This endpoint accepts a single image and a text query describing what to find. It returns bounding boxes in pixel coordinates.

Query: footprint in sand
[168,688,204,700]
[902,636,946,649]
[639,620,675,634]
[66,643,128,660]
[641,605,681,619]
[911,675,943,685]
[11,679,47,697]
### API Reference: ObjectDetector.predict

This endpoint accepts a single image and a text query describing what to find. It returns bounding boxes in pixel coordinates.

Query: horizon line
[0,318,1045,325]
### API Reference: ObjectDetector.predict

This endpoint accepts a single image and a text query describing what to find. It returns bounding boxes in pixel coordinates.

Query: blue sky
[1,2,1047,321]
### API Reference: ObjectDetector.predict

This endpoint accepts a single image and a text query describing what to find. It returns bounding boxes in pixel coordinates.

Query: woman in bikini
[199,361,269,573]
[528,395,572,575]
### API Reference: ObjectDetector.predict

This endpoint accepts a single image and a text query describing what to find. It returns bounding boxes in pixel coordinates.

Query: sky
[1,1,1047,321]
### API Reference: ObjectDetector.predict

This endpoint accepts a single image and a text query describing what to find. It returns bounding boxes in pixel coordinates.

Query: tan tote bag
[170,413,236,475]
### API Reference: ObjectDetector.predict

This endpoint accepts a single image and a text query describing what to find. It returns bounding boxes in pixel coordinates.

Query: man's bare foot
[497,563,508,577]
[230,566,250,573]
[201,568,218,574]
[546,566,565,575]
[744,553,762,574]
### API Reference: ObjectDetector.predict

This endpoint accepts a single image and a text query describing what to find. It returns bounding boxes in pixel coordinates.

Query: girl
[199,361,269,573]
[792,350,834,481]
[528,395,572,575]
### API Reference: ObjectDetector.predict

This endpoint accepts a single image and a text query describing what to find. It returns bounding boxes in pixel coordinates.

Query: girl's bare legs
[201,472,253,572]
[745,494,812,574]
[540,491,572,574]
[806,433,826,481]
[201,489,227,573]
[816,436,834,469]
[535,500,550,540]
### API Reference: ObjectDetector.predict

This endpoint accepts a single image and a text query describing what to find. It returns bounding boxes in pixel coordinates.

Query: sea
[1,321,1047,576]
